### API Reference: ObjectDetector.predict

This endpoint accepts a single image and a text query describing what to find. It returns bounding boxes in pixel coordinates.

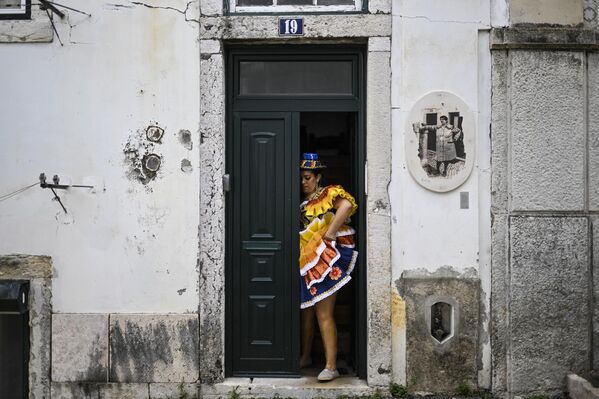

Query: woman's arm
[324,198,353,241]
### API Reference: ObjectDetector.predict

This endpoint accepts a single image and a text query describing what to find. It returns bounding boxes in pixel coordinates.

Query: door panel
[231,112,299,376]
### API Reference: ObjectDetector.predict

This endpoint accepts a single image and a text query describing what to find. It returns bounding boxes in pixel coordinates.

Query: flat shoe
[317,368,339,381]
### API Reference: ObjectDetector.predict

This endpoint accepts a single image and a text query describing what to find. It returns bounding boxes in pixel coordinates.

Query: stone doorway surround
[198,0,393,391]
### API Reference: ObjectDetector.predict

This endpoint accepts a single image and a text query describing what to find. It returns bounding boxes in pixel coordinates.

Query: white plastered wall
[390,0,492,387]
[0,0,201,313]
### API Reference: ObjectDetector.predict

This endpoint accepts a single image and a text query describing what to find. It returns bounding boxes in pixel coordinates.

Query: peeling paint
[181,159,193,174]
[178,129,193,150]
[392,291,406,329]
[123,126,164,185]
[146,125,164,143]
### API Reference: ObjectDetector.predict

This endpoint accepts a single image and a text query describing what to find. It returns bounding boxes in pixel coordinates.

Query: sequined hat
[300,153,327,170]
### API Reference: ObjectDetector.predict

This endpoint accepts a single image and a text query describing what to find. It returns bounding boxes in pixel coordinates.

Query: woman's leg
[300,306,315,366]
[315,292,338,370]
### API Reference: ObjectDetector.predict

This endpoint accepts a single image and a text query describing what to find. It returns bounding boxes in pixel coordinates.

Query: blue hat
[300,153,327,170]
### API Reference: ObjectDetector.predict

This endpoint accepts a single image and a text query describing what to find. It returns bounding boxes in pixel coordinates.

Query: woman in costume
[298,153,358,381]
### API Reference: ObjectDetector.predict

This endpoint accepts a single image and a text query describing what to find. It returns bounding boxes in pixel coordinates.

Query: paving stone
[510,216,590,393]
[52,314,108,382]
[109,314,199,383]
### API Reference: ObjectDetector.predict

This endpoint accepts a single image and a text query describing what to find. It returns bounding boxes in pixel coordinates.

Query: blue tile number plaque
[279,17,304,36]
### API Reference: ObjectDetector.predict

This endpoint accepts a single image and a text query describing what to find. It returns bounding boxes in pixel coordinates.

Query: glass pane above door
[239,61,353,96]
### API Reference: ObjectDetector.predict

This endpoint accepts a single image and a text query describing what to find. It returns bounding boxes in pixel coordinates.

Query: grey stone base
[399,269,480,393]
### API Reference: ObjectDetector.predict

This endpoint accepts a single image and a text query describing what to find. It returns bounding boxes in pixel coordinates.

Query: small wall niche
[430,301,453,343]
[424,296,459,346]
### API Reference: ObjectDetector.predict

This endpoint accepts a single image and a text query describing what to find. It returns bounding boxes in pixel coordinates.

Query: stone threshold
[202,376,377,398]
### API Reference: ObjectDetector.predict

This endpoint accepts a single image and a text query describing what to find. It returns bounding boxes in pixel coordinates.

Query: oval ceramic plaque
[406,91,475,193]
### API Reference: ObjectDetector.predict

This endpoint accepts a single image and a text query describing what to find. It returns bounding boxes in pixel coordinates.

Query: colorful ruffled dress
[299,185,358,309]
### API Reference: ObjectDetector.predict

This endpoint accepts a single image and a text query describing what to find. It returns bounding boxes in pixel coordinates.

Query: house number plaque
[279,17,304,36]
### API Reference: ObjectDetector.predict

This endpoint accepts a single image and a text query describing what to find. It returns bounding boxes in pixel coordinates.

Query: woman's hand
[324,198,353,241]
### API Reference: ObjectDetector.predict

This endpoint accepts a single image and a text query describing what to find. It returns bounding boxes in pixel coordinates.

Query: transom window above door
[230,0,363,13]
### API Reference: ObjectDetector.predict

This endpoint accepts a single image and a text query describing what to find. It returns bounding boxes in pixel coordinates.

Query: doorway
[225,45,366,379]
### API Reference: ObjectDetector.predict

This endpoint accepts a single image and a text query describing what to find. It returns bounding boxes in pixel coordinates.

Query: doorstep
[202,375,376,398]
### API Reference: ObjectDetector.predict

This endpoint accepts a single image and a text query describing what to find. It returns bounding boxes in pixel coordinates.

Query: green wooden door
[229,112,300,376]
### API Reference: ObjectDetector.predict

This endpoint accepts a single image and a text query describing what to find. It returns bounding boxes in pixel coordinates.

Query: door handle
[223,174,231,192]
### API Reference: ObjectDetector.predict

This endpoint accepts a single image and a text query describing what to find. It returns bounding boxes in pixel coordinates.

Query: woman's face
[301,170,320,196]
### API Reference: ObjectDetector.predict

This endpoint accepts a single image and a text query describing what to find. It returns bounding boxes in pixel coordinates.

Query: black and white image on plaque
[412,113,465,178]
[405,91,475,192]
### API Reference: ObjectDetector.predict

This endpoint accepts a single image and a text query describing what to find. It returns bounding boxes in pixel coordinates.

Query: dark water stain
[110,320,174,382]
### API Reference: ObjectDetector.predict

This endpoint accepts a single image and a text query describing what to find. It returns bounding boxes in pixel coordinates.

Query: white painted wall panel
[0,0,200,313]
[390,0,492,386]
[391,8,489,275]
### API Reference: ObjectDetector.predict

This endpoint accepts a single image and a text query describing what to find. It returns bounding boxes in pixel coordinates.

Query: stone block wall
[50,314,199,397]
[491,28,598,398]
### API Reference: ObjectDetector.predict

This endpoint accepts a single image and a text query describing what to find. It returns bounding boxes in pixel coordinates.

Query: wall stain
[178,129,193,150]
[123,124,164,185]
[110,320,173,382]
[181,159,193,174]
[392,291,406,329]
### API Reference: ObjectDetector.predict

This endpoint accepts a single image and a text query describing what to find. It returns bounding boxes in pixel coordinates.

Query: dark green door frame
[225,44,367,379]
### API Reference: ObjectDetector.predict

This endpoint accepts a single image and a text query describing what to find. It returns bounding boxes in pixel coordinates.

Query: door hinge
[223,174,231,192]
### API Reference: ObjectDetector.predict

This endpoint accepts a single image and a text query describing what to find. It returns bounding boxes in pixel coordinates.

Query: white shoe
[317,368,340,381]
